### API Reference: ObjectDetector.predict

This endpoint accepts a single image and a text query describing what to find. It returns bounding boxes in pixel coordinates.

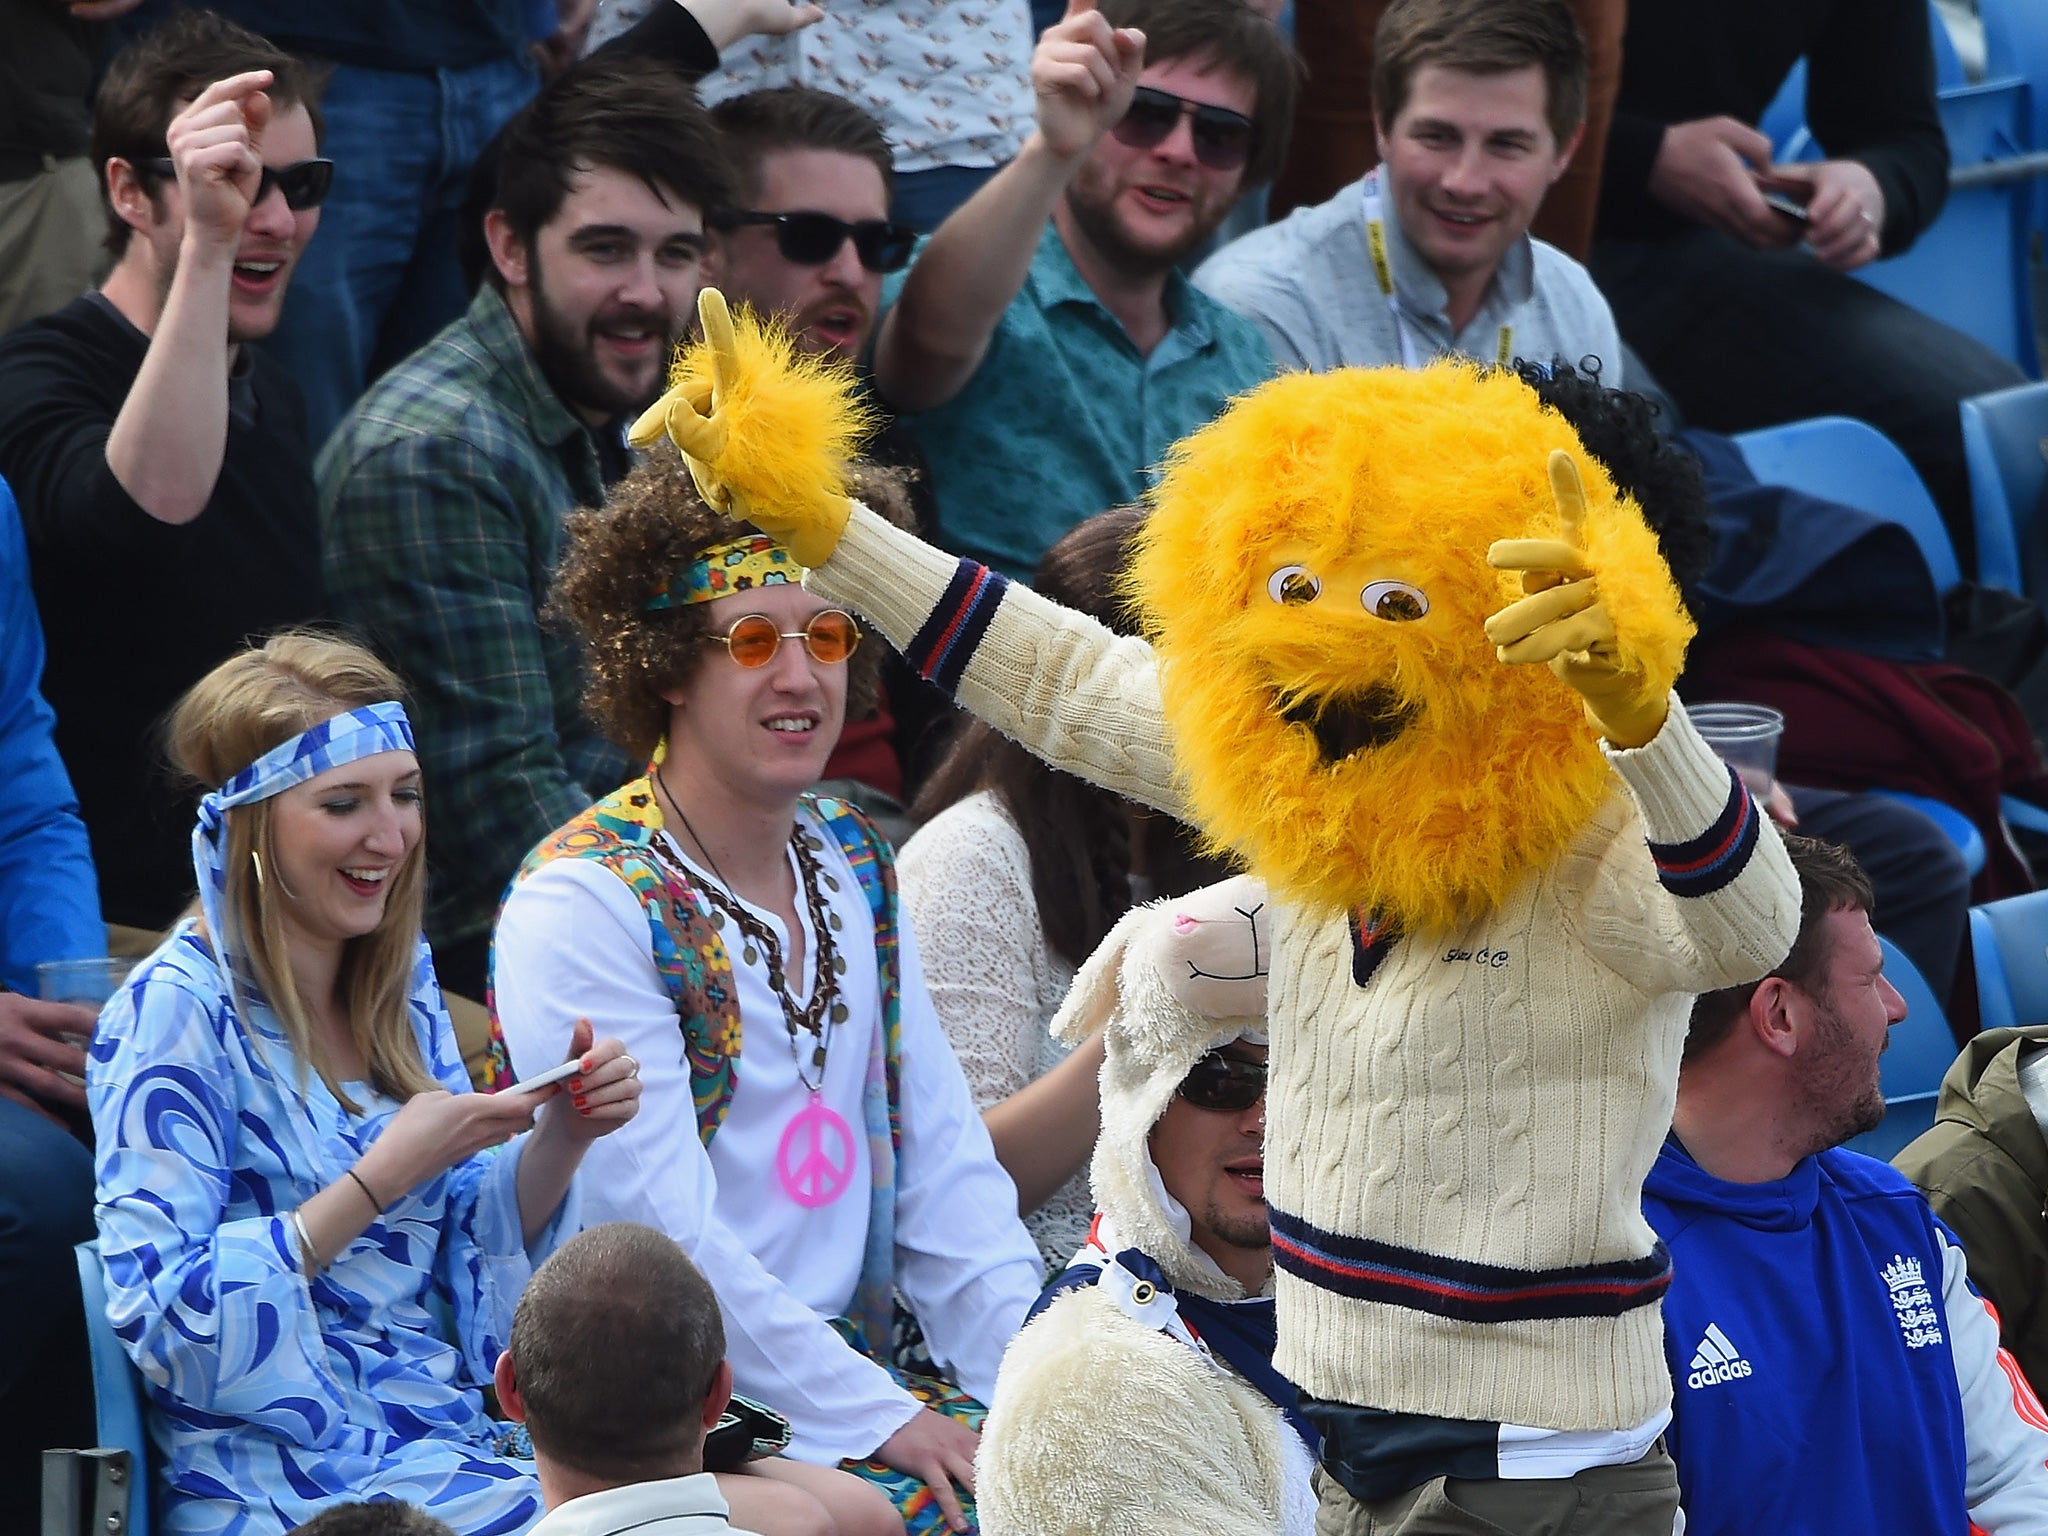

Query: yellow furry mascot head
[1133,361,1691,932]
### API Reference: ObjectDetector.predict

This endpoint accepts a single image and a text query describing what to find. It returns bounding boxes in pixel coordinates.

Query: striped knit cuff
[1645,767,1759,899]
[903,559,1009,695]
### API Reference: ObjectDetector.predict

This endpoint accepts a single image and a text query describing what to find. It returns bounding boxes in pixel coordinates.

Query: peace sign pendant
[776,1091,856,1208]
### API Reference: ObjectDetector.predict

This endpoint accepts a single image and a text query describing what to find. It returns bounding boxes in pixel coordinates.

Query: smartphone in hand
[1760,188,1810,223]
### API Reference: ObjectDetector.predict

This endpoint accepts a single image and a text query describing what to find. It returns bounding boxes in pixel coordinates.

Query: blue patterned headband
[191,701,417,963]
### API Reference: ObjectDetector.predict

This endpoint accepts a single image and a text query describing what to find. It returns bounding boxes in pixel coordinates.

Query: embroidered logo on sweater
[1684,1323,1753,1388]
[1882,1255,1944,1349]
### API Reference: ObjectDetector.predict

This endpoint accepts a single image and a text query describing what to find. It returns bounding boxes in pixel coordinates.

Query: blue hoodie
[1644,1138,1974,1535]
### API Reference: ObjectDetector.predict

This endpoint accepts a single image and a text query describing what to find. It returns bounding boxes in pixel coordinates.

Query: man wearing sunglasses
[976,878,1318,1534]
[1194,0,1624,390]
[0,10,326,937]
[707,87,948,834]
[871,0,1298,581]
[319,56,729,1004]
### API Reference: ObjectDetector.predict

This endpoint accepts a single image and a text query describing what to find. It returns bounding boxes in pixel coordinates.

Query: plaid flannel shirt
[317,286,628,953]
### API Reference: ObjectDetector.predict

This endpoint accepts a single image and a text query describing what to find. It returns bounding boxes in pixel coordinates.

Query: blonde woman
[88,633,641,1536]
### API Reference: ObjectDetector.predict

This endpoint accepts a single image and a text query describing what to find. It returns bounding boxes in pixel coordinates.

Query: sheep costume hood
[975,877,1320,1536]
[1052,873,1274,1301]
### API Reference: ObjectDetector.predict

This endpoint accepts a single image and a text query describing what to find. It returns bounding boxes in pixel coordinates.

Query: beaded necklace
[653,772,860,1207]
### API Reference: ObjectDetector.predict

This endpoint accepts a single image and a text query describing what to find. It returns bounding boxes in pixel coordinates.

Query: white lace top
[898,790,1089,1270]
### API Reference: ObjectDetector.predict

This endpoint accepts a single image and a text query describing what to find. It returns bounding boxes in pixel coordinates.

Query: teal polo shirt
[885,222,1274,581]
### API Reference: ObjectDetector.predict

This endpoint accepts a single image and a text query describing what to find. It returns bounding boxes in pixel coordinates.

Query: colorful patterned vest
[485,774,906,1341]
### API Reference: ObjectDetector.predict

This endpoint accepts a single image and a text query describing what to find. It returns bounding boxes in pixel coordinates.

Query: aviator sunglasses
[702,610,862,668]
[137,155,336,210]
[1177,1049,1267,1113]
[720,210,919,274]
[1111,87,1257,172]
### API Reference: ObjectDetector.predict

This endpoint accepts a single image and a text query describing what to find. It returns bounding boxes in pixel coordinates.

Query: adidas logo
[1685,1323,1754,1389]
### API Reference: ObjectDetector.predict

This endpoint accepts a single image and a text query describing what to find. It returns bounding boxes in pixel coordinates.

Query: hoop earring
[250,848,301,901]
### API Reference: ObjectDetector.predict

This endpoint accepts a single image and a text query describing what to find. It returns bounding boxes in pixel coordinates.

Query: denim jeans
[262,54,537,451]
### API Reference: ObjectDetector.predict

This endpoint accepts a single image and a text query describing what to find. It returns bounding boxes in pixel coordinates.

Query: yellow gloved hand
[627,288,864,569]
[1483,450,1674,749]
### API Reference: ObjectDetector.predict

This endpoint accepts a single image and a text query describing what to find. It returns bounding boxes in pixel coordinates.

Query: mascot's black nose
[1281,684,1418,764]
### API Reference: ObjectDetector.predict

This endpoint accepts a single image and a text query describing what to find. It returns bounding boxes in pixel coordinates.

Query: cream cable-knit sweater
[810,503,1800,1432]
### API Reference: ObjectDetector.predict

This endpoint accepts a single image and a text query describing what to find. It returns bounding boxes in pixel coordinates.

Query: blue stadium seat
[73,1241,151,1536]
[1980,0,2048,240]
[1961,381,2048,593]
[1856,77,2041,378]
[1872,790,1987,877]
[1970,889,2048,1032]
[1732,416,1962,592]
[1843,936,1960,1161]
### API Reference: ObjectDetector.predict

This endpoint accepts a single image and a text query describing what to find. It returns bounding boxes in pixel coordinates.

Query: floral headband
[645,533,801,611]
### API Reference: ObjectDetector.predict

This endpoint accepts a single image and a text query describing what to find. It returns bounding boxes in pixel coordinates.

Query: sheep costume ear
[1061,873,1273,1301]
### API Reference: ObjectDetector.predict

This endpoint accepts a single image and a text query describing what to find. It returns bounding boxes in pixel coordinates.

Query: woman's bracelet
[346,1167,386,1217]
[289,1207,320,1278]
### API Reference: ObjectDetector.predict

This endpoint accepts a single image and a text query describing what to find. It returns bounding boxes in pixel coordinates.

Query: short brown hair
[711,87,895,207]
[549,442,912,763]
[91,9,325,257]
[1684,833,1876,1063]
[1098,0,1300,188]
[1372,0,1588,149]
[286,1504,454,1536]
[488,54,731,291]
[509,1224,726,1481]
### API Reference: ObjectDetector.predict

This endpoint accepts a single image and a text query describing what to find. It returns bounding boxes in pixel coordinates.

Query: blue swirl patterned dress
[88,926,577,1536]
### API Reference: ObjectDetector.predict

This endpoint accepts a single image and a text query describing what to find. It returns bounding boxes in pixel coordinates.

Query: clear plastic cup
[1689,702,1785,798]
[35,957,128,1089]
[36,956,132,1009]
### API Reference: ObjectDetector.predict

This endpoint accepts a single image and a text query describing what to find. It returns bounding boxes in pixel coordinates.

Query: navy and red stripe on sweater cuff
[1270,1208,1672,1323]
[1646,763,1759,899]
[903,558,1009,695]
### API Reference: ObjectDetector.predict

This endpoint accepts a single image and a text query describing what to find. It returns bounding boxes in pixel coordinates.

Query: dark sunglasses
[137,156,335,211]
[1177,1049,1267,1114]
[700,609,861,668]
[1112,87,1257,172]
[720,210,918,274]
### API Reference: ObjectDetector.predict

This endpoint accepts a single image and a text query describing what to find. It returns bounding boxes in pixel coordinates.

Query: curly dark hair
[911,506,1235,966]
[549,441,912,763]
[1516,358,1717,591]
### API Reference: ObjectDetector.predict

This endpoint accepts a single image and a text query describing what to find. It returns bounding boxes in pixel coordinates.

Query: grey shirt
[1194,167,1626,387]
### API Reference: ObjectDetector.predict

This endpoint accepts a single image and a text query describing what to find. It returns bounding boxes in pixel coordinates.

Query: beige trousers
[1313,1445,1680,1536]
[0,156,104,336]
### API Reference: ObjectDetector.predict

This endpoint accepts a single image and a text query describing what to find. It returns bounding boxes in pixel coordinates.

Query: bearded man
[870,0,1296,581]
[638,293,1802,1536]
[318,55,727,1001]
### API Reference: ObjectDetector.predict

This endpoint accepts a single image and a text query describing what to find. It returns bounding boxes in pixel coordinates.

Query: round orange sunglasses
[702,609,861,667]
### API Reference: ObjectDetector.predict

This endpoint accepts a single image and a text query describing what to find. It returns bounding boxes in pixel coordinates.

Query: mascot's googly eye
[1267,566,1322,606]
[1361,581,1429,622]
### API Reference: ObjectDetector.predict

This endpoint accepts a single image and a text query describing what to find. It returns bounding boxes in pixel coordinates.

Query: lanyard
[1360,172,1513,371]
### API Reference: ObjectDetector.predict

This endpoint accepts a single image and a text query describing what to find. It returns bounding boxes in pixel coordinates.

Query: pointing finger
[697,287,740,400]
[1549,450,1588,549]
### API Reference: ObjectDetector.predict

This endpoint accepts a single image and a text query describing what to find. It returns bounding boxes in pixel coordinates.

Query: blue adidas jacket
[1645,1137,2048,1535]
